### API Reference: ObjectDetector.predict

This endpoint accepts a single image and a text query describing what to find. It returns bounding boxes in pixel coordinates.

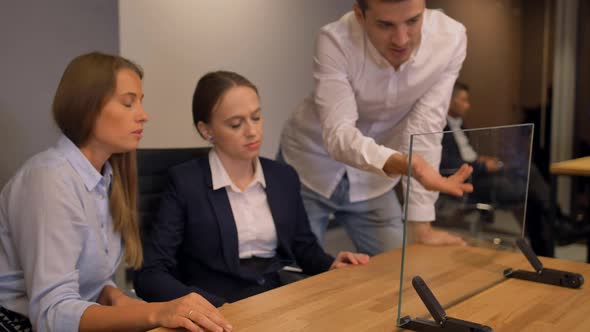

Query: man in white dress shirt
[279,0,473,255]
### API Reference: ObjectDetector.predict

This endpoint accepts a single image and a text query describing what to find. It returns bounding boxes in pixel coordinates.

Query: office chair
[136,147,211,237]
[125,147,210,290]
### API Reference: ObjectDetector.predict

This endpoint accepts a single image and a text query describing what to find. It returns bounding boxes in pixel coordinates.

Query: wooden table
[550,156,590,262]
[446,256,590,332]
[219,245,528,332]
[149,244,590,332]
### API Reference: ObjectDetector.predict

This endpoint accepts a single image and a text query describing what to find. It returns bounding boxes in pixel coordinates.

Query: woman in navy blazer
[135,71,369,307]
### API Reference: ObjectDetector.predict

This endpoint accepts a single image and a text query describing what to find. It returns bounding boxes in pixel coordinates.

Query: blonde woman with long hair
[0,52,231,332]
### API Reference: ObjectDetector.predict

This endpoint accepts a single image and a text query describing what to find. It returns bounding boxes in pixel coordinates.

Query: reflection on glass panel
[397,124,533,326]
[436,125,533,248]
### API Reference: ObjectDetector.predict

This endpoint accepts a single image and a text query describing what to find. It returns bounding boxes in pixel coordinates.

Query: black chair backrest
[137,147,210,237]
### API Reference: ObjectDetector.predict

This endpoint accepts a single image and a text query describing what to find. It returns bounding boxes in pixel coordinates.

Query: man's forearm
[383,153,409,176]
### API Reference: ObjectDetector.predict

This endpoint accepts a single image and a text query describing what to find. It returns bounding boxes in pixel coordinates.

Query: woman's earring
[208,136,215,143]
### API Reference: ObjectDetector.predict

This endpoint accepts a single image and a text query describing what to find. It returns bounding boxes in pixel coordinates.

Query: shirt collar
[446,115,463,130]
[56,135,113,192]
[209,149,266,192]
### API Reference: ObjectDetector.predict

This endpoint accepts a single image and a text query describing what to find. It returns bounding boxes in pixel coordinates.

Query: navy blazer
[134,157,334,307]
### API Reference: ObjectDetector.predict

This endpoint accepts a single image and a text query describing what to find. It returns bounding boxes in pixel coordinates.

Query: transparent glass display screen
[397,124,534,325]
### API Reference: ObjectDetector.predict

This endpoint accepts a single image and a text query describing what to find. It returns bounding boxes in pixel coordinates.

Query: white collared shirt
[281,9,466,221]
[209,150,277,259]
[447,116,478,163]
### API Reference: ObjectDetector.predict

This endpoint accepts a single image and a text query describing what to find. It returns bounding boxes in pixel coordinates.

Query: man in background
[442,81,589,256]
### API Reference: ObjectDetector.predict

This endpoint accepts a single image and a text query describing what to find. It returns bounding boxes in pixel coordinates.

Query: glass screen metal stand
[504,238,584,288]
[398,276,493,332]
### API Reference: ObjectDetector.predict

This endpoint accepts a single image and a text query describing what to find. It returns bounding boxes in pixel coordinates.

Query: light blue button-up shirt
[0,135,123,332]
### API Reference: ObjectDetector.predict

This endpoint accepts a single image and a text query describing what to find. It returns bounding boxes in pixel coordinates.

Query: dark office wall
[575,0,590,150]
[520,0,554,109]
[427,0,524,128]
[427,0,555,131]
[0,0,119,187]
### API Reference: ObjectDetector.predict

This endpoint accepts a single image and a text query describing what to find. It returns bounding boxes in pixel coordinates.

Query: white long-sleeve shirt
[281,9,467,221]
[209,150,278,259]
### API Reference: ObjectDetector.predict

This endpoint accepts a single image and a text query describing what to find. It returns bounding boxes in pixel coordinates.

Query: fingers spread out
[178,317,204,332]
[182,294,232,332]
[444,185,463,197]
[334,252,370,270]
[334,262,350,269]
[461,163,473,176]
[188,311,224,332]
[444,164,474,196]
[461,182,474,193]
[207,311,232,332]
[192,295,232,331]
[343,252,359,265]
[357,254,370,264]
[450,165,472,182]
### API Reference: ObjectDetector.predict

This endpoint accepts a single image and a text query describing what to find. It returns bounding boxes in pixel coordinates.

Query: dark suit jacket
[134,157,334,307]
[441,124,487,177]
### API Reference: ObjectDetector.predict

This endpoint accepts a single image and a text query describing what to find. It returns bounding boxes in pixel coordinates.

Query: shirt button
[257,277,266,285]
[99,194,105,200]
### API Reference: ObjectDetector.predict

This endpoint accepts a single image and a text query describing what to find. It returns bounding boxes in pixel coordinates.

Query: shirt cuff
[405,202,435,222]
[102,279,117,291]
[41,299,95,332]
[370,144,399,177]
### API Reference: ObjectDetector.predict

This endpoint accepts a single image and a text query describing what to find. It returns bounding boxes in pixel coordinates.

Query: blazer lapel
[201,159,240,273]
